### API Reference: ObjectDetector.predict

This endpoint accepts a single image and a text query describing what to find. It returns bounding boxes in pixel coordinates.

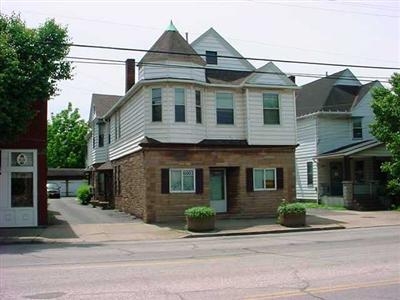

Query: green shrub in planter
[77,184,92,205]
[185,206,216,232]
[277,200,306,227]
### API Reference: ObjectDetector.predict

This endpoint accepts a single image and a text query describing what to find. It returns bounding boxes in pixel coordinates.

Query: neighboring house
[47,168,87,197]
[295,69,391,209]
[0,100,48,227]
[86,93,121,205]
[86,23,299,223]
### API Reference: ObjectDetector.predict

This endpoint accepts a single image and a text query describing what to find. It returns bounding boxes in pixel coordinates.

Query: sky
[1,0,399,121]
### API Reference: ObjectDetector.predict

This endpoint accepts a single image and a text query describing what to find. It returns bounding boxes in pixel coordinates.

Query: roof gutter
[297,111,352,120]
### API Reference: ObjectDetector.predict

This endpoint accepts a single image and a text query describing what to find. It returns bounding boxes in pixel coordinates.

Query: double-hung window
[98,123,105,147]
[253,168,276,190]
[170,169,195,193]
[216,92,234,125]
[263,93,280,125]
[175,88,185,122]
[307,162,313,186]
[152,88,162,122]
[114,110,121,141]
[196,90,202,124]
[352,117,362,139]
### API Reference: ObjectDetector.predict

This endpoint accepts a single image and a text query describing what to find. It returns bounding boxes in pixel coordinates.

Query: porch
[317,140,392,210]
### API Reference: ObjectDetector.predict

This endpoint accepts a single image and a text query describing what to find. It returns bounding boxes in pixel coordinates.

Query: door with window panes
[0,150,37,227]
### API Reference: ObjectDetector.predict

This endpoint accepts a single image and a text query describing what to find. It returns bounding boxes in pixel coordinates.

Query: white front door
[209,169,227,213]
[0,150,38,227]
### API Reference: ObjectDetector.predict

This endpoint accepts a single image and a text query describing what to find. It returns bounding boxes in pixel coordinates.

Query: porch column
[342,181,353,209]
[343,156,351,181]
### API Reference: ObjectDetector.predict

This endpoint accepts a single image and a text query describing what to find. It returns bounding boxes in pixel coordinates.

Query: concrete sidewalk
[0,208,399,244]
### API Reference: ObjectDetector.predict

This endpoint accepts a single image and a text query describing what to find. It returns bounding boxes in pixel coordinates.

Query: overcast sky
[2,0,399,121]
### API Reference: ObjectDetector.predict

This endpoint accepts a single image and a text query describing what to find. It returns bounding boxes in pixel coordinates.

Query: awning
[97,161,113,171]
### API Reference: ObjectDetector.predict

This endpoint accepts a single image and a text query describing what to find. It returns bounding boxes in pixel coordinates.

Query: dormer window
[206,51,218,65]
[352,117,362,139]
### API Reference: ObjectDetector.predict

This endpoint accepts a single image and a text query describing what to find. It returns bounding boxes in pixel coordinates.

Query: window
[216,92,234,124]
[170,169,195,193]
[98,123,105,147]
[175,88,185,122]
[11,172,33,207]
[114,110,121,141]
[196,90,202,124]
[253,168,276,190]
[307,162,313,186]
[353,117,362,139]
[152,88,162,122]
[263,93,280,124]
[206,51,217,65]
[107,121,111,144]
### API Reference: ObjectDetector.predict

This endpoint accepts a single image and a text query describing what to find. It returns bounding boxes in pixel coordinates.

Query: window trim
[216,92,234,125]
[169,168,196,193]
[352,117,363,139]
[152,87,162,122]
[263,93,280,125]
[174,88,186,122]
[253,168,277,191]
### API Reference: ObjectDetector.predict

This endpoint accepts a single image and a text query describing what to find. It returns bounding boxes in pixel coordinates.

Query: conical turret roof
[139,22,206,66]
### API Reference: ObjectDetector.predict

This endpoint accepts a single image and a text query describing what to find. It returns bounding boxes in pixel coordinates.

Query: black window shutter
[195,169,203,194]
[161,169,169,194]
[277,168,284,189]
[246,168,253,192]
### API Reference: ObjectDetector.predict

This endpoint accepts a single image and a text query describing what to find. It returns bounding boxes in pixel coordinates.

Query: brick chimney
[125,59,135,93]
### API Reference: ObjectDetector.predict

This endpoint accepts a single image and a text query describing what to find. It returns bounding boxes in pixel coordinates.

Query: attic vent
[206,51,218,65]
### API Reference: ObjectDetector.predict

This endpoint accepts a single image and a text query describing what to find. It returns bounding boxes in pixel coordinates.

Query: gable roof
[139,22,205,66]
[89,94,121,120]
[245,62,297,87]
[191,27,255,71]
[296,69,378,117]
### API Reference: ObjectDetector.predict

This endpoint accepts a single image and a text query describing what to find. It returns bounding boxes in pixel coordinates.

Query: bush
[185,206,216,219]
[277,200,306,215]
[77,184,92,205]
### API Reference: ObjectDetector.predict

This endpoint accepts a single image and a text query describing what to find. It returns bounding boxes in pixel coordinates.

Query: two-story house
[295,69,391,209]
[87,23,298,223]
[0,100,48,227]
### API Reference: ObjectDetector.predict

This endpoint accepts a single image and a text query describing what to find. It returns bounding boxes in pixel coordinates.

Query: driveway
[48,197,138,225]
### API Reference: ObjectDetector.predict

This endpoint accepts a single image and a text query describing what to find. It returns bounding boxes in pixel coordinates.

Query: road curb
[182,225,346,238]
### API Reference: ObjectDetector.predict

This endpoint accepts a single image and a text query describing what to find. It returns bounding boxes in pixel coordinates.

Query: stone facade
[112,144,296,223]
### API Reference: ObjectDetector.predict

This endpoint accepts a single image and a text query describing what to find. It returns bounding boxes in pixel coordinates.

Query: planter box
[278,212,306,227]
[186,216,215,232]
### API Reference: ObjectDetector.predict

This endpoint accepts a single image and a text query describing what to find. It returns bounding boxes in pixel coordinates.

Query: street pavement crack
[292,268,325,300]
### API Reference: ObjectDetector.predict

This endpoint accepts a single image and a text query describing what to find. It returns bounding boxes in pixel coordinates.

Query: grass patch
[301,202,347,210]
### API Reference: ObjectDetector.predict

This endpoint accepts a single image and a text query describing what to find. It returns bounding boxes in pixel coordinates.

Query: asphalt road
[1,226,399,299]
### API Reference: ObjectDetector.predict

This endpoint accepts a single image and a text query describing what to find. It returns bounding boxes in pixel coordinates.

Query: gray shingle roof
[296,70,378,117]
[91,94,121,119]
[139,26,206,66]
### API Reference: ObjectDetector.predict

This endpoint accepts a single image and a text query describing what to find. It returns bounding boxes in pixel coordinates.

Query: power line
[66,56,391,83]
[67,43,400,71]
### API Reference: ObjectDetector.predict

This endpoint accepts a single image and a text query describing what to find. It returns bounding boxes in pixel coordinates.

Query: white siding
[295,117,318,200]
[138,61,205,82]
[90,122,108,164]
[191,33,253,71]
[246,89,296,145]
[317,116,353,155]
[109,89,145,160]
[351,90,376,141]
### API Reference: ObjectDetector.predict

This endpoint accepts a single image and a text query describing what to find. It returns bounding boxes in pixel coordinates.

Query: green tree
[0,14,72,143]
[370,73,400,194]
[47,103,89,168]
